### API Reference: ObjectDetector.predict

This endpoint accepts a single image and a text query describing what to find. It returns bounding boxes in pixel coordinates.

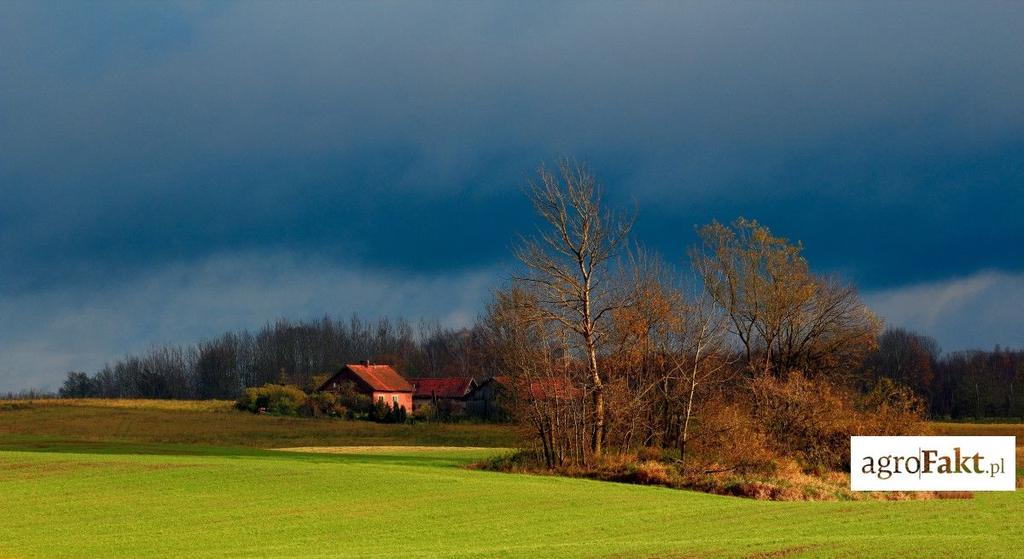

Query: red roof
[322,364,414,393]
[410,377,477,399]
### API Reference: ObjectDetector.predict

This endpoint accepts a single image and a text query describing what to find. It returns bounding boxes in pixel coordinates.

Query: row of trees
[862,328,1024,419]
[934,347,1024,419]
[60,316,491,399]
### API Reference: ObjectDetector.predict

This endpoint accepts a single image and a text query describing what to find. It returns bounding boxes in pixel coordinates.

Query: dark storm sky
[1,2,1022,390]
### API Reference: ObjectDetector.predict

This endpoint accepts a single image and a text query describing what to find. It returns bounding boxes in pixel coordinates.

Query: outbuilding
[409,377,478,415]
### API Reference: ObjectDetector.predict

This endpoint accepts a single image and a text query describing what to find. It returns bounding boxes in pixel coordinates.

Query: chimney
[361,359,371,366]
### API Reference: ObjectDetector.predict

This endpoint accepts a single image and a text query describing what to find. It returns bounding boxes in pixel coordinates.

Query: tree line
[59,316,491,400]
[861,328,1024,420]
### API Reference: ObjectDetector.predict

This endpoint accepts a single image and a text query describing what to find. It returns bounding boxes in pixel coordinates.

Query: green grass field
[1,400,1021,558]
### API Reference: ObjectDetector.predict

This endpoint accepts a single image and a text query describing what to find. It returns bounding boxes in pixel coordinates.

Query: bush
[303,391,348,418]
[332,381,373,416]
[751,372,858,470]
[477,449,539,472]
[750,372,927,471]
[236,384,307,416]
[857,377,927,435]
[309,373,332,393]
[684,399,776,475]
[636,446,664,462]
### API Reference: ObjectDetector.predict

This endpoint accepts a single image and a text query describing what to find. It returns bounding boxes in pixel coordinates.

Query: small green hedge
[236,383,392,420]
[236,384,307,415]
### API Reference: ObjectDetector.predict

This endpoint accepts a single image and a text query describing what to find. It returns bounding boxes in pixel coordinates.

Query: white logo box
[850,436,1017,491]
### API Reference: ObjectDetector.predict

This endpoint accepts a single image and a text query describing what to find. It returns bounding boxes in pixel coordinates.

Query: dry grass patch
[929,422,1024,438]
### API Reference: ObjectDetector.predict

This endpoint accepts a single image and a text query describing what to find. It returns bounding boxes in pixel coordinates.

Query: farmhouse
[409,377,478,414]
[317,362,414,411]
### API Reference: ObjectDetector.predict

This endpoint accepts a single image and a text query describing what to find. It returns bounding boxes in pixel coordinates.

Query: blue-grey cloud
[866,271,1024,353]
[1,1,1022,389]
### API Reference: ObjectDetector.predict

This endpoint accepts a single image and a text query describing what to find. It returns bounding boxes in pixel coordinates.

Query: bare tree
[514,160,633,456]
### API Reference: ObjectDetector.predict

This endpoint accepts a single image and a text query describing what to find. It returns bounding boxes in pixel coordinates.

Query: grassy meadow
[0,399,1021,558]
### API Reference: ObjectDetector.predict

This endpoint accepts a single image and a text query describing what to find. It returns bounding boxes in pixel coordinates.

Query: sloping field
[0,445,1022,558]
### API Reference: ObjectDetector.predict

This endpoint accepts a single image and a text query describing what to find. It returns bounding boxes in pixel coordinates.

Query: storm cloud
[1,1,1022,390]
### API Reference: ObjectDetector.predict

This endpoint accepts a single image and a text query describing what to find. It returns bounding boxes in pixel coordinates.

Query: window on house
[392,395,399,407]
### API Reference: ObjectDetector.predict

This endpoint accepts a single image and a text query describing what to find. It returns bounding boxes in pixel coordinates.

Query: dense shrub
[750,372,856,470]
[750,372,926,471]
[433,398,462,421]
[857,377,928,436]
[236,384,307,416]
[684,399,776,475]
[408,400,467,423]
[236,384,362,419]
[477,449,538,472]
